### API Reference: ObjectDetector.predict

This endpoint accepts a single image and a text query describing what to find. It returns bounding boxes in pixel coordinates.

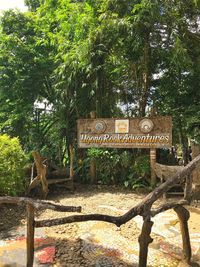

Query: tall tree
[1,0,200,165]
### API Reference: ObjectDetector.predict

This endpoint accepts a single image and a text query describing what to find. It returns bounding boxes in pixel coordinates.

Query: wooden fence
[1,154,200,267]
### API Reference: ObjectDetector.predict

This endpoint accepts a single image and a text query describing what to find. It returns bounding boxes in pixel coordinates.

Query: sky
[0,0,27,12]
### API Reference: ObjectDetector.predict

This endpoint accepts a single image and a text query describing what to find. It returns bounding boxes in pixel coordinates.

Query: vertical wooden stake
[26,204,35,267]
[174,206,192,264]
[150,149,156,186]
[69,144,74,190]
[90,111,96,120]
[138,217,154,267]
[89,111,97,184]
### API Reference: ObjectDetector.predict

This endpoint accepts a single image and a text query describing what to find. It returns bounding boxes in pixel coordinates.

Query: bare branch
[151,200,189,217]
[36,154,200,227]
[35,213,123,228]
[0,197,81,213]
[2,155,200,231]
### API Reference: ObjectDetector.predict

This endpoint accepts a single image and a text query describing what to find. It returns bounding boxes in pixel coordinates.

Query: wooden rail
[1,154,200,267]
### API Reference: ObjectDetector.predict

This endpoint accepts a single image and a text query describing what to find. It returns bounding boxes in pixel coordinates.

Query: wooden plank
[47,178,71,185]
[77,116,172,149]
[166,192,184,196]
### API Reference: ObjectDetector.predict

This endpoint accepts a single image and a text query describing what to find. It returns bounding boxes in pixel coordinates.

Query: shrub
[0,134,26,196]
[124,155,150,189]
[85,148,150,188]
[87,148,121,184]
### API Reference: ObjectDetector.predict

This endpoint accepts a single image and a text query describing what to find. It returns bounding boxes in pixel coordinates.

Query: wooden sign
[77,116,172,149]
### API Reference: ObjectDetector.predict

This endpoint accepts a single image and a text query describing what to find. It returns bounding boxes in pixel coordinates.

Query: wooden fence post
[26,203,35,267]
[69,144,75,190]
[89,111,97,184]
[138,217,154,267]
[150,149,157,186]
[174,206,192,264]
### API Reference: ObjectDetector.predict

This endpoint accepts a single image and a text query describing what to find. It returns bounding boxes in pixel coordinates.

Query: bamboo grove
[0,0,200,166]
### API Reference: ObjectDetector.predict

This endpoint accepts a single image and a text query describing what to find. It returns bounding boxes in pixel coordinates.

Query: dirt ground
[0,184,200,267]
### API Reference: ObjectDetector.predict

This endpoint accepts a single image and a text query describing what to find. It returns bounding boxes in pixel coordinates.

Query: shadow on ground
[0,204,26,239]
[54,237,138,267]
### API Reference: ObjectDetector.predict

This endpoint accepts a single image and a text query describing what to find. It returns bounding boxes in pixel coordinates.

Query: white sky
[0,0,27,11]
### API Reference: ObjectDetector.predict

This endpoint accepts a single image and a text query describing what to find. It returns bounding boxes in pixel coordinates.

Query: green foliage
[124,155,150,189]
[87,148,120,184]
[133,155,150,178]
[0,134,27,196]
[86,148,150,188]
[0,0,200,178]
[25,0,41,11]
[0,10,55,149]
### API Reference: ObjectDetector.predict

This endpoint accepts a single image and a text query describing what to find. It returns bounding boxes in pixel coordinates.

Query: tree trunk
[178,121,189,165]
[139,31,151,117]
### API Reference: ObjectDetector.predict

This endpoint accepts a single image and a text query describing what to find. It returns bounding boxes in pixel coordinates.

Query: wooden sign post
[77,116,172,185]
[89,111,97,184]
[150,148,157,186]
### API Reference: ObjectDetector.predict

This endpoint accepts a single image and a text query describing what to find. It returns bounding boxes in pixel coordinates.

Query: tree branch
[0,197,81,213]
[35,213,123,228]
[36,154,200,227]
[2,155,200,230]
[151,200,189,217]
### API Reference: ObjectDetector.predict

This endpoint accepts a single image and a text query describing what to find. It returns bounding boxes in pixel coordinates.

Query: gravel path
[36,185,143,266]
[1,184,200,267]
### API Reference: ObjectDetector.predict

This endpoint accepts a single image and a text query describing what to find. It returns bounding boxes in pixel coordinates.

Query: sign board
[77,116,172,149]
